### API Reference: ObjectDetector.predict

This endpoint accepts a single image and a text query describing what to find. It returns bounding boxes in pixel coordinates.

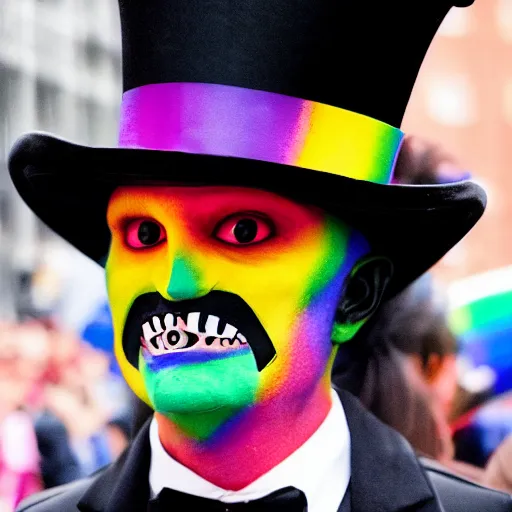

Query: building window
[84,36,104,70]
[424,73,477,126]
[35,79,61,132]
[85,99,119,146]
[73,96,90,145]
[0,64,22,149]
[438,7,471,37]
[0,191,11,235]
[0,65,10,162]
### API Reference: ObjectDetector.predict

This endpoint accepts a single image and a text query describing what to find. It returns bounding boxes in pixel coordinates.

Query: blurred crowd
[333,268,512,492]
[0,318,130,511]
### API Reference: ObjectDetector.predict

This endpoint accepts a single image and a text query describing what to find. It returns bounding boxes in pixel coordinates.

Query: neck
[155,375,333,490]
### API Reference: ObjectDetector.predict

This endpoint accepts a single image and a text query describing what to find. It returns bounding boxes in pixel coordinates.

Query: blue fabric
[458,326,512,396]
[90,432,114,471]
[81,302,121,376]
[453,392,512,467]
[34,411,84,488]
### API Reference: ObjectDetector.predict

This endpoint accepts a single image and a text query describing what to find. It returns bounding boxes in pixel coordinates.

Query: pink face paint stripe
[119,82,403,184]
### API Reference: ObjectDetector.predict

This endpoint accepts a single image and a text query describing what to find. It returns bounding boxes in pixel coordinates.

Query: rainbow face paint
[124,290,275,418]
[119,83,404,184]
[106,186,369,443]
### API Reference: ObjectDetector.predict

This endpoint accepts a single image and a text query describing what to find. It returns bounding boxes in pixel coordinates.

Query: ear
[332,256,393,344]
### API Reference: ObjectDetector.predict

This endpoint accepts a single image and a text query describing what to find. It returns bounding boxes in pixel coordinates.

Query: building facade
[0,0,121,319]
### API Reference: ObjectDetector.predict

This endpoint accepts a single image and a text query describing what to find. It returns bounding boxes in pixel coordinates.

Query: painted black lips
[123,291,276,371]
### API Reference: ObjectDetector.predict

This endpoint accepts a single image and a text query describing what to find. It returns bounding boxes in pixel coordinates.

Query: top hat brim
[8,132,485,299]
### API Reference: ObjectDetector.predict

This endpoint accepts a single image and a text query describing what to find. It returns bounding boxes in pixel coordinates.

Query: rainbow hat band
[119,83,404,185]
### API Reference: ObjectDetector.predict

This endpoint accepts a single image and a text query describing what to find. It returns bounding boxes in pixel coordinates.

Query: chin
[141,354,260,415]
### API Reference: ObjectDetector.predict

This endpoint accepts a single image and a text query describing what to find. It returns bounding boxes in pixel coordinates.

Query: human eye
[124,218,166,249]
[213,213,274,246]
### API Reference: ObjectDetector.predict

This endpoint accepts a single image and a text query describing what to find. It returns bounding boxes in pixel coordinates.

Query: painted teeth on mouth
[140,312,248,356]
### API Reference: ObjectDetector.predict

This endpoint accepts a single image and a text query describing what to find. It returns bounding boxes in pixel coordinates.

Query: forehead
[107,185,323,221]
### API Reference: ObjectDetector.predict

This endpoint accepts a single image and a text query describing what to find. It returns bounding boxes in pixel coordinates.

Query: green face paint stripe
[300,216,351,304]
[169,408,236,440]
[167,254,203,300]
[331,319,366,344]
[140,352,258,439]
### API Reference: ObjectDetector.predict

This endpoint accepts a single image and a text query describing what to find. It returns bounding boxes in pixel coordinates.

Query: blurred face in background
[16,323,51,383]
[0,323,50,415]
[403,321,459,420]
[45,327,81,384]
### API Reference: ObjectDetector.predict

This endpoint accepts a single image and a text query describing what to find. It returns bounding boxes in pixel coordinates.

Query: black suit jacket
[16,390,512,512]
[34,411,84,489]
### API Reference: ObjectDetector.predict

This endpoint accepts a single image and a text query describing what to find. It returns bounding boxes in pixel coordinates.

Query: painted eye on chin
[214,214,274,245]
[125,219,166,249]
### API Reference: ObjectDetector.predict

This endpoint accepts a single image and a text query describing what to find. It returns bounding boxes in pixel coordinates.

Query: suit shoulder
[16,476,95,512]
[421,458,512,512]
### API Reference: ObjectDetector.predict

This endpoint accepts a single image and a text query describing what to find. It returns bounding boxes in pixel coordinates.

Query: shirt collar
[149,389,350,512]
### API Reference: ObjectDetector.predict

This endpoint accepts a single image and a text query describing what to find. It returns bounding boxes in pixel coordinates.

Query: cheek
[289,251,354,369]
[106,244,162,404]
[255,262,346,400]
[106,238,171,316]
[256,225,368,395]
[212,223,341,328]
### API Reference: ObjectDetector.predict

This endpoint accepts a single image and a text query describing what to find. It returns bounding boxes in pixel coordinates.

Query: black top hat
[8,0,484,298]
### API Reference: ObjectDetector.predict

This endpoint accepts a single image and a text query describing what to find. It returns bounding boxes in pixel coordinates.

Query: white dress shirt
[149,389,351,512]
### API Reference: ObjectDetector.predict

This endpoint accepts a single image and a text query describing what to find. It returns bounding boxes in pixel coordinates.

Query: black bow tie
[148,486,308,511]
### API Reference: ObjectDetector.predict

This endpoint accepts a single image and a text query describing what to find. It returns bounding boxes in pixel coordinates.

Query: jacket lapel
[337,485,351,511]
[77,417,153,512]
[337,388,444,512]
[76,391,446,512]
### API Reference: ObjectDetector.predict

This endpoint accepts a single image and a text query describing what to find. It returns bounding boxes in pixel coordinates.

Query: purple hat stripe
[118,82,403,184]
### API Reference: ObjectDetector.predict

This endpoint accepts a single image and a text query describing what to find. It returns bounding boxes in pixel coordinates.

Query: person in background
[333,134,512,488]
[105,413,131,461]
[41,336,116,476]
[25,318,128,487]
[33,411,83,490]
[392,137,512,487]
[385,274,458,421]
[0,314,134,508]
[0,323,43,510]
[332,274,457,462]
[485,433,512,493]
[369,134,471,429]
[332,135,465,460]
[391,135,471,185]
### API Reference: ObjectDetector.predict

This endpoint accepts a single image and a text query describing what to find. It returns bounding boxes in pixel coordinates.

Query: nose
[165,254,211,301]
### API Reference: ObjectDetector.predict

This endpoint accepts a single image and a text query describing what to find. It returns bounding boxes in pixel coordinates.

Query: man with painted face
[8,0,512,511]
